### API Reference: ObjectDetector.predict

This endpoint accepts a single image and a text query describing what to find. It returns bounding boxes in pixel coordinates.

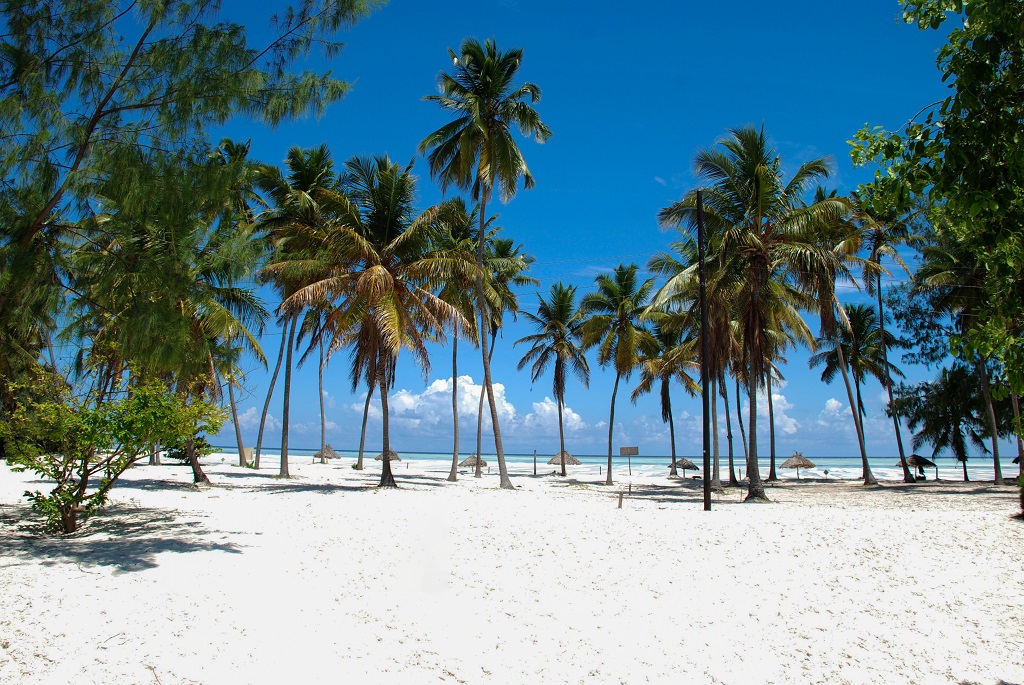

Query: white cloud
[754,385,800,435]
[654,176,667,186]
[234,406,280,432]
[521,397,588,434]
[817,397,847,427]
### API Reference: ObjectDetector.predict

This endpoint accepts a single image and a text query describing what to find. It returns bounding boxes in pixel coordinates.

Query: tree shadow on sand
[0,501,243,575]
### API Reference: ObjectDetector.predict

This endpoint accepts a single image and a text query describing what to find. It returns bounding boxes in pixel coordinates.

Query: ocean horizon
[209,445,1016,482]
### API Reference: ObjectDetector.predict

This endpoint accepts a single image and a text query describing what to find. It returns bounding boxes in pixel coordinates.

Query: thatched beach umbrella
[670,457,698,476]
[897,454,937,480]
[459,455,487,468]
[781,452,815,480]
[375,450,401,462]
[548,451,582,466]
[313,444,340,464]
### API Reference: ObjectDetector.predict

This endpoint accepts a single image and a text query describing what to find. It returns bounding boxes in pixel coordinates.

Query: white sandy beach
[1,456,1022,685]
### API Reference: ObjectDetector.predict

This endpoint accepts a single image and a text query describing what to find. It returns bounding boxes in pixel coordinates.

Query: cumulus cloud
[293,420,341,436]
[234,406,280,432]
[754,385,800,435]
[520,397,588,435]
[817,398,846,426]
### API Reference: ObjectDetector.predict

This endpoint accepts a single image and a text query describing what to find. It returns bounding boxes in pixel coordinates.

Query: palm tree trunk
[974,356,1003,483]
[962,458,970,482]
[279,317,297,478]
[448,337,460,482]
[318,340,326,463]
[186,435,211,485]
[710,375,723,492]
[227,377,247,467]
[735,375,748,464]
[475,379,485,478]
[1012,392,1024,479]
[877,277,915,483]
[604,372,621,486]
[378,366,397,488]
[557,394,567,477]
[745,377,767,501]
[835,343,876,485]
[476,197,513,490]
[666,384,678,477]
[767,374,778,482]
[722,374,738,486]
[356,381,373,470]
[255,321,289,469]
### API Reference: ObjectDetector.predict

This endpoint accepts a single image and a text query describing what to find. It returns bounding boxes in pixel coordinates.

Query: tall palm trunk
[356,381,373,470]
[710,375,723,491]
[255,322,289,469]
[746,377,766,500]
[962,458,970,482]
[974,356,1003,483]
[378,366,397,488]
[557,394,567,477]
[279,317,297,478]
[605,372,621,486]
[835,342,876,485]
[476,197,513,489]
[767,375,778,481]
[735,375,748,465]
[318,340,326,462]
[666,381,678,477]
[227,377,247,467]
[1012,392,1024,479]
[475,328,498,479]
[877,277,915,483]
[722,374,738,486]
[448,337,460,482]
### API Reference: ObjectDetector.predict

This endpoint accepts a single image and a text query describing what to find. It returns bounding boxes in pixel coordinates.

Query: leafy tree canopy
[850,0,1024,389]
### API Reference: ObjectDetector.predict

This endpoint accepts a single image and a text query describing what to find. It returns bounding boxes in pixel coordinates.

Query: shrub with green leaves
[3,378,224,534]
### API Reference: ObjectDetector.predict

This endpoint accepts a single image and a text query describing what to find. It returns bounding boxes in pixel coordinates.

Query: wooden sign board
[619,446,639,456]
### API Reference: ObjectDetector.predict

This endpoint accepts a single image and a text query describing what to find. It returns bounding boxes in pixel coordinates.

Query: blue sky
[208,0,1006,460]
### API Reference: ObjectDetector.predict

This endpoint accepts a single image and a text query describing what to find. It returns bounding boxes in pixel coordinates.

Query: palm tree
[857,189,921,483]
[581,263,657,486]
[430,198,481,481]
[630,317,699,477]
[799,187,882,484]
[916,230,1005,483]
[255,144,344,477]
[471,235,537,477]
[515,283,590,476]
[420,37,551,490]
[659,126,840,500]
[279,154,471,488]
[891,365,988,482]
[810,304,904,431]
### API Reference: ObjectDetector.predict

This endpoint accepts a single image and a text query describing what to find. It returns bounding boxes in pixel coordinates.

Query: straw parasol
[897,454,937,480]
[781,452,815,480]
[459,455,487,467]
[375,449,401,461]
[313,444,340,463]
[548,451,582,466]
[670,457,698,475]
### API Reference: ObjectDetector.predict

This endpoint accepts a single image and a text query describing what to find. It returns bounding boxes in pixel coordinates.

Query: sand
[1,456,1022,685]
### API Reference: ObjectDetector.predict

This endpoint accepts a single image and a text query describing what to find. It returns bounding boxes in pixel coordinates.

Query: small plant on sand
[4,376,223,534]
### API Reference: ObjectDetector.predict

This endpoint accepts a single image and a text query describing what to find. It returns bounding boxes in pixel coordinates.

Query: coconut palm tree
[915,230,1005,483]
[891,365,988,482]
[630,317,699,477]
[810,304,904,434]
[279,154,471,488]
[659,126,839,500]
[471,235,537,477]
[857,189,921,483]
[581,263,657,486]
[420,37,551,490]
[515,283,590,476]
[255,144,344,477]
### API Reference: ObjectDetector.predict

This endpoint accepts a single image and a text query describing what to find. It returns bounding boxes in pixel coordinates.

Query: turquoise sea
[211,446,1015,482]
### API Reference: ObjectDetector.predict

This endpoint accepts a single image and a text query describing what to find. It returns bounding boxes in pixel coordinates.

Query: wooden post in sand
[533,449,537,476]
